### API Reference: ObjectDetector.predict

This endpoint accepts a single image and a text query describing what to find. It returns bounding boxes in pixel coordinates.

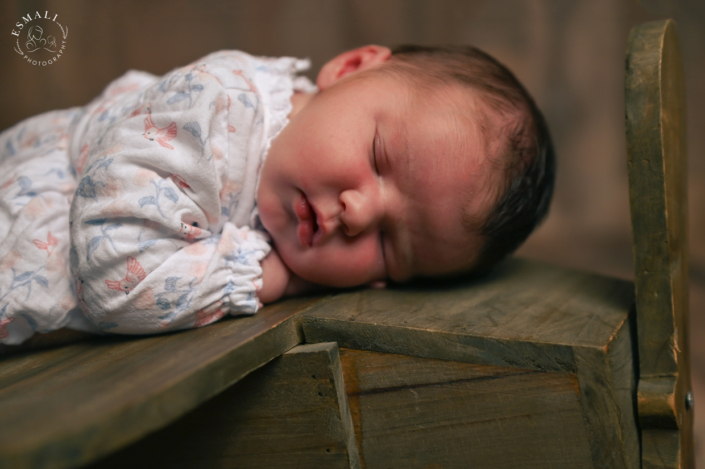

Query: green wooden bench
[0,19,692,469]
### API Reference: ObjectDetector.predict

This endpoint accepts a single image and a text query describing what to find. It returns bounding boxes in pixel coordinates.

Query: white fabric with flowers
[0,50,312,344]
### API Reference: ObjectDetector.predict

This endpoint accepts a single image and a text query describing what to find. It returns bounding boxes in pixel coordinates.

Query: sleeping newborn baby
[0,45,555,344]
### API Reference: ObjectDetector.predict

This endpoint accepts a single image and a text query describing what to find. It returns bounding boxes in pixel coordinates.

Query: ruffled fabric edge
[251,56,317,190]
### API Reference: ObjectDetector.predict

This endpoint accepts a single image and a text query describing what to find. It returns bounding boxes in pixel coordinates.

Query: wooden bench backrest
[625,19,693,468]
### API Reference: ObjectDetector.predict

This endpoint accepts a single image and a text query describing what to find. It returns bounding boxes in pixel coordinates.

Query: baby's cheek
[317,241,380,287]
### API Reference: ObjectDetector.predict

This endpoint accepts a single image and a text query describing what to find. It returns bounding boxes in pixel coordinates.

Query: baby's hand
[259,250,323,303]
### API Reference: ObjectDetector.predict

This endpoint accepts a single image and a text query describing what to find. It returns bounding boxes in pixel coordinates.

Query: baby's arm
[70,53,280,334]
[259,249,323,303]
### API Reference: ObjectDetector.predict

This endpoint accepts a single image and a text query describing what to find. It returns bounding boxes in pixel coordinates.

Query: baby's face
[257,69,499,287]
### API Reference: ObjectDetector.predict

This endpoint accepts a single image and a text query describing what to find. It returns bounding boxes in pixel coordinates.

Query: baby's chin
[290,265,379,290]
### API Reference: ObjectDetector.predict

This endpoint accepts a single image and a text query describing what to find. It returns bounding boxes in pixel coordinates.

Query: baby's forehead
[386,116,502,279]
[390,88,498,191]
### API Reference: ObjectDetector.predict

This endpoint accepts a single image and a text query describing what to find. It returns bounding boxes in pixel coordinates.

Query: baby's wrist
[259,250,290,304]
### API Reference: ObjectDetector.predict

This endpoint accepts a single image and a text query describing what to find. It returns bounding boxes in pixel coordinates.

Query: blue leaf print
[76,176,102,200]
[5,140,16,157]
[85,218,107,226]
[138,239,157,252]
[33,276,49,288]
[95,158,113,172]
[20,313,38,331]
[87,236,104,260]
[104,223,122,232]
[167,92,189,105]
[238,93,254,109]
[191,84,204,92]
[18,176,31,190]
[176,293,190,310]
[139,196,157,208]
[221,206,230,217]
[46,168,67,179]
[15,271,33,282]
[165,277,180,292]
[183,121,202,139]
[156,297,171,310]
[163,187,178,203]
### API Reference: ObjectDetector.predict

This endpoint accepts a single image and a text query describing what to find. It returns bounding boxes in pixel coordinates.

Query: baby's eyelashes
[372,131,381,174]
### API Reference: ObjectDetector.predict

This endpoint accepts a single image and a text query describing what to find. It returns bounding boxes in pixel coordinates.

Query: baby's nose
[339,189,381,237]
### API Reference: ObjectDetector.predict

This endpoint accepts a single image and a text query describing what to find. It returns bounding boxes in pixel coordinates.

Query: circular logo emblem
[12,11,68,67]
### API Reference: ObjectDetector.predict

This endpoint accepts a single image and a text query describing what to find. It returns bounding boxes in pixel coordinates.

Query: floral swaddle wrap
[0,51,312,344]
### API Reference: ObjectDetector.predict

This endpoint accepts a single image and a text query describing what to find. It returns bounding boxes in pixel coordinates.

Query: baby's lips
[295,193,316,247]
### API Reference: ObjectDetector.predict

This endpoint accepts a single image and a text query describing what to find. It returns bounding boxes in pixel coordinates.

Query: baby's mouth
[295,192,319,247]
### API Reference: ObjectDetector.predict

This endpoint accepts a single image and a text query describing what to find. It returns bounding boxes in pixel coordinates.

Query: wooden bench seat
[0,298,319,469]
[1,259,639,469]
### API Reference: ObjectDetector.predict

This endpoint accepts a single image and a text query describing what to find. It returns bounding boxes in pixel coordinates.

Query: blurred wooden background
[2,0,703,463]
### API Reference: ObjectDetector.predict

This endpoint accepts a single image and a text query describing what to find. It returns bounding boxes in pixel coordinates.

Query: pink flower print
[194,301,226,328]
[143,115,177,150]
[105,256,147,294]
[20,134,38,149]
[170,174,191,190]
[24,197,47,219]
[57,132,69,151]
[189,261,208,280]
[179,222,202,240]
[0,250,21,270]
[215,95,228,115]
[184,242,207,256]
[46,250,66,273]
[212,145,224,161]
[33,232,58,254]
[0,177,15,191]
[0,317,15,339]
[107,82,140,97]
[133,169,158,187]
[228,125,236,133]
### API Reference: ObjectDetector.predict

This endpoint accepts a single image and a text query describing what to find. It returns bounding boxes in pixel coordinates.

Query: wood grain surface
[87,342,360,469]
[302,257,639,468]
[0,297,321,469]
[626,19,693,468]
[302,258,634,366]
[339,348,593,469]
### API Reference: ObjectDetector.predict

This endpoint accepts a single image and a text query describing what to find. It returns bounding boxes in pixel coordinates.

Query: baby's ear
[317,45,391,90]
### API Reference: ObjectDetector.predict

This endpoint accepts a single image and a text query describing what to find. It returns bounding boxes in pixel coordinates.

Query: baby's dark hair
[387,45,556,274]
